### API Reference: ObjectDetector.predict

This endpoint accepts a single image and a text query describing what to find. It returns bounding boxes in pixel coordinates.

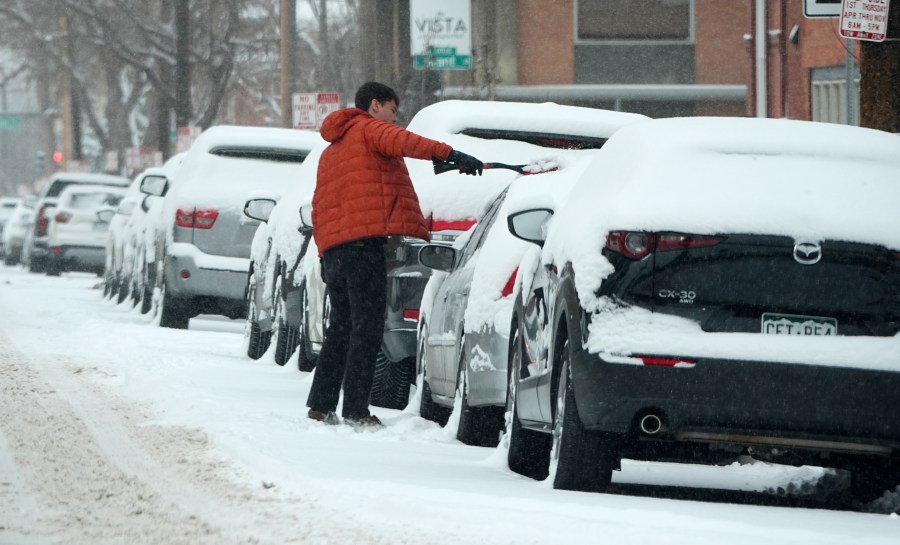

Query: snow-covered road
[0,265,897,545]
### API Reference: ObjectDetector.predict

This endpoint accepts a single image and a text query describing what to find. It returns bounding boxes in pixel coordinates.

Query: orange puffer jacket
[312,108,453,255]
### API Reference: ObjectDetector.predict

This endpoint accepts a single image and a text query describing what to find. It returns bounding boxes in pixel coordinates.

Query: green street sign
[413,47,472,70]
[0,116,22,130]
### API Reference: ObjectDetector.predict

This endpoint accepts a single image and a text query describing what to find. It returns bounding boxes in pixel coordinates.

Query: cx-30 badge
[793,241,822,265]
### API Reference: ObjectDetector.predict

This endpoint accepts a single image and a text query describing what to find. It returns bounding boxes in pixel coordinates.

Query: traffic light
[52,150,63,164]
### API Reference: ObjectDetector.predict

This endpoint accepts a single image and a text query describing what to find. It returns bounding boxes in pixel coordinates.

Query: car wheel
[45,259,62,277]
[370,350,415,410]
[455,337,505,447]
[246,273,272,359]
[293,281,317,371]
[849,458,900,503]
[418,325,452,426]
[139,265,154,314]
[506,320,551,480]
[551,338,622,493]
[159,283,190,329]
[272,280,297,367]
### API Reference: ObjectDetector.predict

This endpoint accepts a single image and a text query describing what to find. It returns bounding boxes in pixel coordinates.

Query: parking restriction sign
[840,0,892,41]
[292,92,341,130]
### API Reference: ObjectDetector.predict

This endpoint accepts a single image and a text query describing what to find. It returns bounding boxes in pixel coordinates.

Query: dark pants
[306,238,386,419]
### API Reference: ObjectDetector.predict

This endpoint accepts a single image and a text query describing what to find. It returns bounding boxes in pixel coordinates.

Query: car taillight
[606,231,654,260]
[606,231,724,260]
[500,267,519,298]
[636,355,696,367]
[656,233,725,250]
[175,208,218,229]
[403,309,420,322]
[36,206,51,235]
[54,211,72,223]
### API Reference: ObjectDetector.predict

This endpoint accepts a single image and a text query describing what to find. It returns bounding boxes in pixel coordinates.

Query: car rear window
[459,129,608,150]
[68,192,122,210]
[208,146,309,164]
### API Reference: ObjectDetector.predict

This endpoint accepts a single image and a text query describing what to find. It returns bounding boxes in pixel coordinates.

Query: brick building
[363,0,860,124]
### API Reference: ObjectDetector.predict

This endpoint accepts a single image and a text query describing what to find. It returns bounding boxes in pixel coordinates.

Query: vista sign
[410,0,472,70]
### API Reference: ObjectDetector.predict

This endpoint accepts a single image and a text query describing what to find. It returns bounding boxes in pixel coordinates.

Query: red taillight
[656,233,725,250]
[36,206,51,235]
[500,267,519,298]
[431,219,476,232]
[637,355,696,367]
[50,246,64,255]
[607,231,724,259]
[54,211,72,223]
[175,208,218,229]
[606,231,654,259]
[403,309,420,322]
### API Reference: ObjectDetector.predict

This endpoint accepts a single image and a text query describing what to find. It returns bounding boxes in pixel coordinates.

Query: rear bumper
[164,242,249,301]
[50,245,105,269]
[570,345,900,454]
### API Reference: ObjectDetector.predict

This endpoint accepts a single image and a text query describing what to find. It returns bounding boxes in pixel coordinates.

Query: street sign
[840,0,891,41]
[292,92,340,130]
[805,0,842,17]
[0,115,22,130]
[410,0,472,70]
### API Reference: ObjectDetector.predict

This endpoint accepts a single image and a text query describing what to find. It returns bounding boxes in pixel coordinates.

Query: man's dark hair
[355,81,400,111]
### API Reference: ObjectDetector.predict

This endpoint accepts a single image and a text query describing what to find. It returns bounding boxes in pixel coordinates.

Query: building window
[576,0,692,42]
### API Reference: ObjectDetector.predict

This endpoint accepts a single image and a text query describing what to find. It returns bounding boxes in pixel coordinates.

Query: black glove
[448,150,484,176]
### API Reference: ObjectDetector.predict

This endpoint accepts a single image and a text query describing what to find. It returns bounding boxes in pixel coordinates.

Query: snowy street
[0,265,897,545]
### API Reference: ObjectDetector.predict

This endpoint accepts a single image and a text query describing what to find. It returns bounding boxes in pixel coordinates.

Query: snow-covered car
[1,198,35,266]
[505,116,900,499]
[415,104,648,446]
[242,138,325,366]
[45,184,127,276]
[0,197,23,259]
[142,126,321,329]
[103,171,152,301]
[24,172,130,273]
[132,153,186,315]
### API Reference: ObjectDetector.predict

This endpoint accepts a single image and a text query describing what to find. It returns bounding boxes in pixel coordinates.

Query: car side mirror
[507,208,554,247]
[96,208,116,223]
[244,198,277,223]
[418,244,456,272]
[297,203,313,233]
[140,174,169,197]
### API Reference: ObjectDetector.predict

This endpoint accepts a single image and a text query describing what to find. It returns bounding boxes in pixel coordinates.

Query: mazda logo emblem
[793,242,822,265]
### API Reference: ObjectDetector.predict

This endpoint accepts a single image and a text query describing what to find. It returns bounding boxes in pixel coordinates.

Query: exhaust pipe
[639,414,663,435]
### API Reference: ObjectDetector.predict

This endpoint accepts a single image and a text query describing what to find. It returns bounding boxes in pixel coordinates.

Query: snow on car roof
[545,116,900,279]
[169,126,325,210]
[407,100,648,222]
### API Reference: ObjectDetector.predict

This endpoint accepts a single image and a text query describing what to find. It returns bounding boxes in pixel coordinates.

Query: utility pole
[280,0,296,128]
[858,3,900,132]
[59,14,71,171]
[175,0,192,129]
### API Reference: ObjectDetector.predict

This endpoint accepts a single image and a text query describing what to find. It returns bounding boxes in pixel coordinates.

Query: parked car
[23,172,130,273]
[141,125,322,329]
[242,139,325,365]
[1,198,35,265]
[505,116,900,500]
[415,104,648,445]
[104,171,153,301]
[0,197,22,259]
[45,184,127,275]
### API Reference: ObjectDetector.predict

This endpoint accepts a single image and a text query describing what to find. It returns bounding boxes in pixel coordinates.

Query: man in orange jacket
[307,81,483,427]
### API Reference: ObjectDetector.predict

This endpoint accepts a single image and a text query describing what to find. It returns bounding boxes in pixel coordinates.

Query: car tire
[370,350,414,410]
[295,282,317,372]
[28,255,45,274]
[139,266,153,315]
[159,283,190,329]
[849,458,900,503]
[506,321,551,480]
[246,273,271,359]
[552,339,622,493]
[455,339,504,447]
[418,325,452,426]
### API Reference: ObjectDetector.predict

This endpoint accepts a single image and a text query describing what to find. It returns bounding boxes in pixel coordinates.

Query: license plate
[761,312,837,336]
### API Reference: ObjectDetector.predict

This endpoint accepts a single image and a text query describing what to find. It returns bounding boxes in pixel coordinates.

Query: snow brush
[432,158,559,176]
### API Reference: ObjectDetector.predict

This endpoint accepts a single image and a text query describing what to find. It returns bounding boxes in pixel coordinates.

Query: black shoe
[307,409,339,425]
[344,414,383,429]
